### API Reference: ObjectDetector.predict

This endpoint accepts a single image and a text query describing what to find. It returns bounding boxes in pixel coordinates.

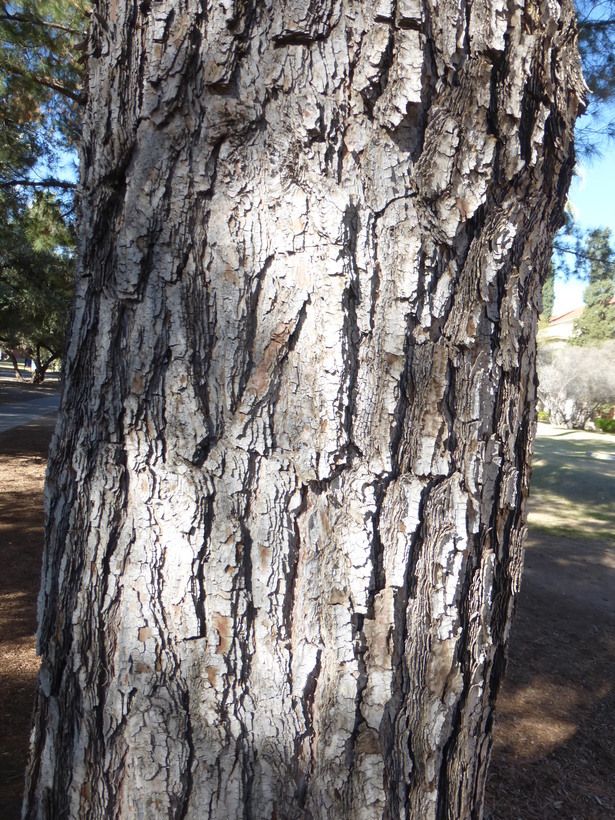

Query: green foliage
[0,2,85,380]
[540,261,556,322]
[571,228,615,345]
[537,340,615,428]
[575,0,615,155]
[0,191,74,380]
[594,417,615,433]
[537,410,550,422]
[0,1,88,190]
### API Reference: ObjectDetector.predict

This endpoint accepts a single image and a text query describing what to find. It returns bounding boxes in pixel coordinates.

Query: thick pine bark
[25,1,584,817]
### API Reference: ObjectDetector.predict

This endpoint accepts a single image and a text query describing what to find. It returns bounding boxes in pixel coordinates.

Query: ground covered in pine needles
[0,383,613,819]
[0,376,58,818]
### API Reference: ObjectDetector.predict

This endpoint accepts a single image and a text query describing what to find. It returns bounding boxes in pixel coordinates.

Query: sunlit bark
[25,0,585,817]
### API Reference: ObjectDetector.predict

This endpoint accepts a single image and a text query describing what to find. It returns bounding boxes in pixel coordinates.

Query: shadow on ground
[0,413,54,816]
[485,530,615,819]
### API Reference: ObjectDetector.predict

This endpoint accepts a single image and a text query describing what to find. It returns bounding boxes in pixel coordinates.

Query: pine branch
[0,178,76,190]
[0,11,83,36]
[577,17,615,30]
[1,59,85,104]
[552,243,611,265]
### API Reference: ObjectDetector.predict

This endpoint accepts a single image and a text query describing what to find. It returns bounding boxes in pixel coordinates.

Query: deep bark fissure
[296,648,322,805]
[283,488,307,643]
[232,254,275,414]
[192,491,215,640]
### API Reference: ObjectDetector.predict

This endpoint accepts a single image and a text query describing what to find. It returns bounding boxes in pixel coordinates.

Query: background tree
[0,1,85,378]
[538,339,615,426]
[574,0,615,153]
[0,191,74,381]
[540,261,556,322]
[0,0,87,191]
[548,1,615,292]
[23,1,585,819]
[572,228,615,344]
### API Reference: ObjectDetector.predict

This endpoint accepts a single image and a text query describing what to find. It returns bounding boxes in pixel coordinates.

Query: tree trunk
[24,1,585,817]
[8,350,24,381]
[31,346,57,385]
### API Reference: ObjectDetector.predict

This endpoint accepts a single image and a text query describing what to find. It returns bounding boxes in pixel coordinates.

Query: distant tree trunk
[30,346,58,384]
[8,350,24,381]
[24,1,585,817]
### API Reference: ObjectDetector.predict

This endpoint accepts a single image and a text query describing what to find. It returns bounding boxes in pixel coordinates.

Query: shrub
[537,340,615,429]
[594,418,615,433]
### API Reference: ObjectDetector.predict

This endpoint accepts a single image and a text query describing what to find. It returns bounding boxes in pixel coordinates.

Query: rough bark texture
[24,1,585,817]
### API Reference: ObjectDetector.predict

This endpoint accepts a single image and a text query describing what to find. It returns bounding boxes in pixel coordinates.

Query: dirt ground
[0,377,613,818]
[0,376,58,818]
[485,529,615,819]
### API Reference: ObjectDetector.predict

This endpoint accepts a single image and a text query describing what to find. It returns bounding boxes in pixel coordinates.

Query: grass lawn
[528,422,615,540]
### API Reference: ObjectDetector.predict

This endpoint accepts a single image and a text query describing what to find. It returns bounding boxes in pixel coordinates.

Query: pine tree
[0,2,85,377]
[0,190,74,381]
[572,228,615,345]
[541,261,556,322]
[0,0,87,191]
[575,0,615,152]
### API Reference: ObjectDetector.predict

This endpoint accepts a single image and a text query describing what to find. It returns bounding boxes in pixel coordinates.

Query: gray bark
[24,0,585,817]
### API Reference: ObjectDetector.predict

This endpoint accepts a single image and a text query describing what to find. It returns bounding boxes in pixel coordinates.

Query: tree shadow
[485,530,615,819]
[0,375,61,408]
[0,668,40,819]
[0,417,51,818]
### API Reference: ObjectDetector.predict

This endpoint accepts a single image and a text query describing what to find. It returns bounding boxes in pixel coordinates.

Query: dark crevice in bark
[358,27,396,118]
[178,689,195,817]
[235,462,258,815]
[238,527,257,689]
[519,57,544,165]
[139,330,172,447]
[273,32,321,48]
[22,696,45,817]
[487,642,508,714]
[436,707,462,820]
[193,489,215,640]
[238,732,256,820]
[52,679,80,818]
[323,104,347,175]
[197,135,227,200]
[294,648,322,809]
[232,254,275,414]
[340,203,361,450]
[283,485,308,642]
[343,609,370,810]
[486,391,528,655]
[442,357,458,456]
[418,0,444,124]
[183,255,215,452]
[396,19,424,33]
[240,295,310,454]
[368,217,382,332]
[486,48,507,183]
[369,480,390,615]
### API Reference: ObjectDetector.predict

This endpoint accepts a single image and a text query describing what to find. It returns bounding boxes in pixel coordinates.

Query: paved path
[0,394,60,434]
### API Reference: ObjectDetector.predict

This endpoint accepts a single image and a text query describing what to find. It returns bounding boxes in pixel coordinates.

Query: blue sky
[553,140,615,316]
